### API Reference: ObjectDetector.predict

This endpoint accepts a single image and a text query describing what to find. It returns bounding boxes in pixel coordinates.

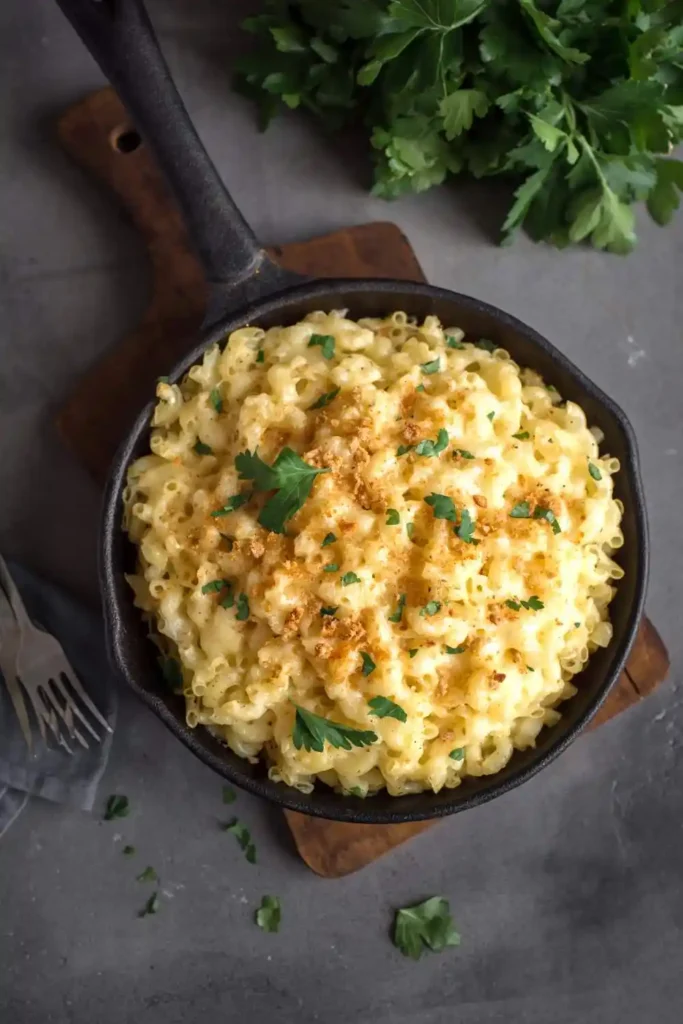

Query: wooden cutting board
[56,88,670,877]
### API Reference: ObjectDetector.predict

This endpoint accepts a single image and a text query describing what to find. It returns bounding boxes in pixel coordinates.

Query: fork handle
[0,554,33,633]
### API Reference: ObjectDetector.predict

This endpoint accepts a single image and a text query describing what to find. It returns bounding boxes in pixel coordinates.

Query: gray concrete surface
[1,2,682,1022]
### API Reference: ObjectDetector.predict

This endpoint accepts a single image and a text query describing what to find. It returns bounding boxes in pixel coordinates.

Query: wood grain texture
[55,87,670,879]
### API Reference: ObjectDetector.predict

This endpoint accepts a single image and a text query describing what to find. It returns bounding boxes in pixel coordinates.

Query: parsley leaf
[321,532,336,547]
[235,593,250,620]
[310,387,340,410]
[416,384,425,392]
[454,449,474,459]
[447,335,465,349]
[255,895,281,933]
[138,892,160,918]
[408,649,418,658]
[588,462,602,481]
[449,747,465,760]
[509,501,531,518]
[487,411,495,422]
[397,444,413,456]
[341,571,361,586]
[415,429,449,457]
[386,508,400,525]
[209,387,223,414]
[522,595,544,610]
[256,349,265,363]
[368,696,407,722]
[236,447,328,533]
[445,645,466,655]
[308,333,335,359]
[425,492,456,521]
[421,358,441,375]
[292,704,377,752]
[420,600,441,617]
[220,586,235,609]
[506,599,521,611]
[360,651,376,676]
[104,795,129,821]
[222,786,237,804]
[324,563,339,573]
[194,440,213,455]
[123,845,136,856]
[388,593,406,623]
[201,578,230,595]
[137,866,157,884]
[533,506,561,534]
[512,431,530,440]
[224,818,257,863]
[406,522,414,540]
[211,493,249,517]
[320,605,338,616]
[393,896,461,960]
[455,508,477,544]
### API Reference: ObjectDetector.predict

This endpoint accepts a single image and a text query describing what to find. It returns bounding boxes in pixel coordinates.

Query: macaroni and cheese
[123,311,623,796]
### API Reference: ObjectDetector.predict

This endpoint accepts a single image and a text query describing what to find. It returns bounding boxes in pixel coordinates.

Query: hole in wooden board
[110,127,142,154]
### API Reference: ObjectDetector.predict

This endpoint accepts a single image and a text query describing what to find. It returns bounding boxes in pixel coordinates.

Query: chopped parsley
[320,605,338,617]
[209,387,223,414]
[341,571,361,586]
[308,333,335,359]
[574,621,581,628]
[324,563,339,573]
[235,447,328,534]
[157,376,169,384]
[256,349,265,363]
[507,596,544,611]
[321,532,336,547]
[415,429,448,457]
[445,644,466,655]
[310,387,340,410]
[137,866,157,883]
[292,703,377,752]
[122,845,136,856]
[201,578,230,595]
[393,897,461,960]
[194,440,213,455]
[533,506,561,534]
[420,600,441,617]
[475,338,497,353]
[487,411,495,421]
[211,493,249,517]
[588,462,602,481]
[104,795,129,821]
[425,493,456,522]
[386,508,400,525]
[220,586,235,609]
[512,431,530,440]
[159,656,183,693]
[388,593,406,623]
[255,895,281,933]
[408,649,418,658]
[527,665,535,672]
[235,593,250,620]
[360,651,376,676]
[138,892,160,918]
[455,508,477,544]
[421,358,441,375]
[224,818,257,864]
[406,521,414,540]
[397,443,413,456]
[449,747,465,760]
[367,696,407,722]
[416,384,425,393]
[454,449,474,459]
[509,501,531,518]
[447,335,465,349]
[222,786,237,804]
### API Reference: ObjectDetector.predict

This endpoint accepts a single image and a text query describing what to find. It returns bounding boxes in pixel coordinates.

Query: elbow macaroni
[123,311,623,797]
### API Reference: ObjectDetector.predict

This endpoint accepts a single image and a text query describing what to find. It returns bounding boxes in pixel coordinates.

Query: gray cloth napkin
[0,561,118,836]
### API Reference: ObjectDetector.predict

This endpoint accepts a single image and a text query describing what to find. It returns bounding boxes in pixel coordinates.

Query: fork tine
[61,669,112,733]
[23,684,48,745]
[4,672,33,752]
[49,675,101,742]
[32,685,73,754]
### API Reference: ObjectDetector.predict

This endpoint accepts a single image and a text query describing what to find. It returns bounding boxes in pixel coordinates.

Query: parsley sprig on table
[393,896,461,960]
[235,447,328,533]
[236,0,683,253]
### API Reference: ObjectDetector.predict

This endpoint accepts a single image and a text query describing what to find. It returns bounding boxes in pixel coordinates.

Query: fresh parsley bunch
[235,0,683,252]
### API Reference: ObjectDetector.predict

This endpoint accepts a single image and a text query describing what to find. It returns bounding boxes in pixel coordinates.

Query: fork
[0,555,112,753]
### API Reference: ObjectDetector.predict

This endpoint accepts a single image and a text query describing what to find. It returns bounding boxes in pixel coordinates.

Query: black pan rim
[100,277,649,824]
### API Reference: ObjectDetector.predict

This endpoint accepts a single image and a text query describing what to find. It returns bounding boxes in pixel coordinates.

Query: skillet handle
[55,0,300,318]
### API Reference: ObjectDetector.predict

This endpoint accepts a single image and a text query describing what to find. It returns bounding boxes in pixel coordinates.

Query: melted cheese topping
[123,311,623,796]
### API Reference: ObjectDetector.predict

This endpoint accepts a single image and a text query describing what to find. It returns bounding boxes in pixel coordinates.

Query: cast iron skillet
[58,0,648,824]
